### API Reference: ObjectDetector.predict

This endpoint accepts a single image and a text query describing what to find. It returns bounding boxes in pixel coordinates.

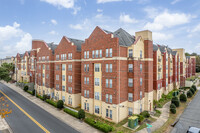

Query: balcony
[158,58,161,62]
[158,67,162,72]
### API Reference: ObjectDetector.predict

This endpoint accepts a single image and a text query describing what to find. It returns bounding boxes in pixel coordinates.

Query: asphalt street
[0,83,79,133]
[171,89,200,133]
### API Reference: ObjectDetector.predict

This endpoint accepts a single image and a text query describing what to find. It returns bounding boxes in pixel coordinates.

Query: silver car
[187,126,200,133]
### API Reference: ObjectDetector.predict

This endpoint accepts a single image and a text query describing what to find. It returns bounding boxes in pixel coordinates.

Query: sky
[0,0,200,58]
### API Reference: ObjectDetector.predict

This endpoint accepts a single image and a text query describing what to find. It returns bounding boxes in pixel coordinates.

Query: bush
[43,94,48,101]
[27,90,33,95]
[64,108,79,118]
[135,114,144,123]
[191,85,197,91]
[32,90,35,96]
[46,99,57,107]
[78,109,85,119]
[157,103,163,108]
[190,88,195,94]
[140,111,150,118]
[57,100,64,109]
[36,94,44,100]
[170,108,176,114]
[24,85,28,92]
[170,103,176,109]
[171,97,180,107]
[84,117,113,133]
[180,94,187,102]
[187,90,193,98]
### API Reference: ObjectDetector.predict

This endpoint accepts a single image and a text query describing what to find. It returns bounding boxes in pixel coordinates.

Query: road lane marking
[0,90,50,133]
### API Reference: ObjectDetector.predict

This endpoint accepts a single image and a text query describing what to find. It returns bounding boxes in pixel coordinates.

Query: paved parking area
[171,89,200,133]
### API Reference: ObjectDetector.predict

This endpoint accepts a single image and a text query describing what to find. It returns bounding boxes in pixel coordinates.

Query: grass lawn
[135,117,157,132]
[153,90,198,133]
[186,76,198,81]
[154,110,161,117]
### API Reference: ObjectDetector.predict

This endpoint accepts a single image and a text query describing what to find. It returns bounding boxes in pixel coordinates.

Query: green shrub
[78,109,85,119]
[24,85,28,92]
[57,100,64,109]
[171,97,180,107]
[43,94,48,101]
[191,85,197,91]
[170,103,176,109]
[155,110,161,114]
[64,108,79,118]
[157,103,163,108]
[32,90,35,96]
[46,99,57,107]
[170,108,176,114]
[36,94,44,100]
[187,90,193,98]
[190,88,195,94]
[140,111,150,118]
[180,94,187,102]
[135,114,144,123]
[27,90,33,95]
[84,117,113,133]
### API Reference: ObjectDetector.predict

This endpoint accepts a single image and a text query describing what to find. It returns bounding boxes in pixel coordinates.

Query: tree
[57,100,64,109]
[0,63,14,82]
[0,96,12,118]
[78,109,85,119]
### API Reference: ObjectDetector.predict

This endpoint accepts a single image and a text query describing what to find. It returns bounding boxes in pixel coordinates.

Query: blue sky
[0,0,200,58]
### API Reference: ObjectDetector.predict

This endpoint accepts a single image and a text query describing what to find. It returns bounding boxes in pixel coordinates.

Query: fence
[185,78,199,87]
[16,82,34,91]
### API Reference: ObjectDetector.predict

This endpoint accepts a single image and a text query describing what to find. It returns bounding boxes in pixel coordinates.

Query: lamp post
[34,59,37,97]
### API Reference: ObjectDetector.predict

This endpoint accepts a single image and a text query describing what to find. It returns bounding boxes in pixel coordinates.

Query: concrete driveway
[171,88,200,133]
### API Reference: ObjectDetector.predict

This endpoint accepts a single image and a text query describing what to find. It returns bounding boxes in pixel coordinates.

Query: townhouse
[11,26,196,123]
[81,26,153,123]
[54,36,83,108]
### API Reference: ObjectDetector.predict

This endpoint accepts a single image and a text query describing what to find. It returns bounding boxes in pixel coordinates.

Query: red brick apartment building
[13,26,196,123]
[153,45,180,100]
[81,26,153,123]
[53,36,83,108]
[15,51,31,82]
[33,40,57,97]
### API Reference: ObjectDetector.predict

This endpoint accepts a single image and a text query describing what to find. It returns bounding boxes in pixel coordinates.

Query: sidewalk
[0,81,100,133]
[137,102,170,133]
[0,117,12,133]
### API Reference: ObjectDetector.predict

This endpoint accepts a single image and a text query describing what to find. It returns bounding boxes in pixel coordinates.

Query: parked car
[187,126,200,133]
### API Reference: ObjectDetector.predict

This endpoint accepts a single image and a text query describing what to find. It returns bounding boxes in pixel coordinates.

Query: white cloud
[15,33,32,52]
[72,6,81,15]
[69,24,83,30]
[0,22,22,41]
[97,9,103,12]
[144,7,159,19]
[41,0,74,8]
[119,13,138,23]
[49,30,58,35]
[40,0,81,14]
[0,22,32,58]
[144,10,192,31]
[171,0,181,5]
[41,21,46,24]
[191,23,200,32]
[51,19,57,25]
[97,0,132,4]
[153,32,173,41]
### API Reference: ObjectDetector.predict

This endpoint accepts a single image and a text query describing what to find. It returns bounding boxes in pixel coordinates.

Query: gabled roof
[68,38,84,51]
[47,43,58,54]
[172,51,177,55]
[158,45,166,53]
[153,44,158,51]
[113,28,135,47]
